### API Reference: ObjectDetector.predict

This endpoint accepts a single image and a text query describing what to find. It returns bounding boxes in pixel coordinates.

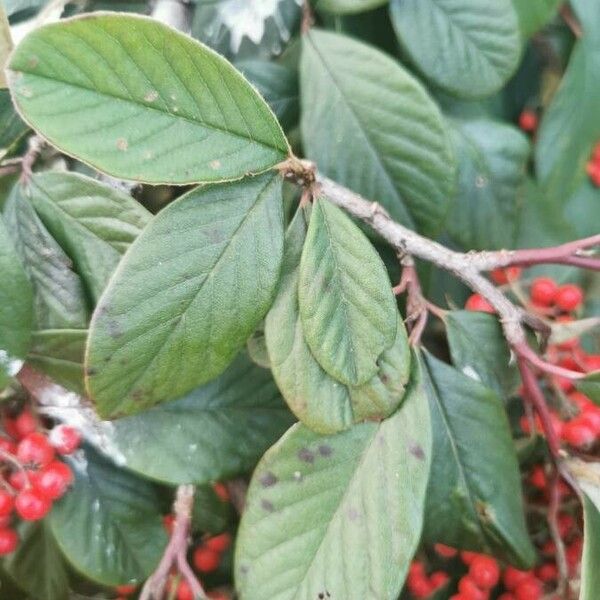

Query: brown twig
[393,256,429,345]
[139,485,207,600]
[560,4,583,39]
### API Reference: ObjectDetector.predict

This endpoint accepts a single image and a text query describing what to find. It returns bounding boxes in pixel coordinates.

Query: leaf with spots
[298,199,398,386]
[109,353,295,485]
[235,357,431,600]
[266,208,411,433]
[85,172,284,418]
[49,446,168,586]
[7,14,289,184]
[27,171,151,303]
[390,0,521,99]
[420,351,535,568]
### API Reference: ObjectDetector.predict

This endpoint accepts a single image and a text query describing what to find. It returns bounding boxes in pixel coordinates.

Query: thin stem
[548,470,569,599]
[514,342,586,380]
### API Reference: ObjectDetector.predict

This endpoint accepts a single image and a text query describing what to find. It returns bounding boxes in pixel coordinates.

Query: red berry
[176,580,194,600]
[33,460,74,500]
[469,555,500,589]
[585,354,600,372]
[2,417,19,440]
[16,432,55,467]
[49,425,81,455]
[587,161,600,187]
[0,515,11,529]
[0,528,18,555]
[213,482,229,502]
[530,277,557,306]
[162,514,175,535]
[0,437,17,455]
[460,551,480,565]
[434,543,458,558]
[503,567,531,591]
[408,575,434,599]
[193,547,220,573]
[514,578,542,600]
[0,491,14,518]
[15,489,52,521]
[205,532,231,553]
[8,470,29,490]
[465,294,494,313]
[14,410,37,439]
[491,267,522,285]
[528,466,547,490]
[561,420,595,448]
[519,110,538,133]
[581,409,600,434]
[536,562,558,582]
[557,513,575,538]
[115,584,137,596]
[555,284,584,312]
[566,537,582,571]
[430,570,450,589]
[458,575,488,600]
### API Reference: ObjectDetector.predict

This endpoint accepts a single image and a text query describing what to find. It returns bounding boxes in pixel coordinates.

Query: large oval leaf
[390,0,521,99]
[85,172,284,418]
[110,353,295,485]
[267,208,410,433]
[28,172,151,303]
[50,446,168,586]
[421,351,535,567]
[298,199,397,386]
[7,14,289,184]
[235,359,431,600]
[0,217,32,385]
[301,29,455,236]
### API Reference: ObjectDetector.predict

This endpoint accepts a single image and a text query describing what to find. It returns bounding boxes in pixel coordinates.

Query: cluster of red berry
[585,141,600,187]
[0,407,80,555]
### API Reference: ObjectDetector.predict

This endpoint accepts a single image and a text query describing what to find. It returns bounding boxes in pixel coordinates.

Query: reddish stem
[514,342,586,380]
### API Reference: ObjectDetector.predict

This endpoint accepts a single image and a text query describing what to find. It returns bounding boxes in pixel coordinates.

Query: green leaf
[237,60,299,131]
[7,14,289,184]
[390,0,521,99]
[192,485,232,534]
[300,29,455,236]
[110,353,295,485]
[49,446,167,586]
[446,118,529,251]
[314,0,389,15]
[564,178,600,240]
[27,329,87,394]
[446,311,520,399]
[535,0,600,200]
[512,0,560,38]
[298,199,397,386]
[576,372,600,405]
[3,521,70,600]
[235,358,431,600]
[421,351,535,567]
[0,2,12,89]
[28,172,151,303]
[267,208,410,433]
[0,90,28,159]
[3,184,89,330]
[85,172,284,418]
[0,216,32,385]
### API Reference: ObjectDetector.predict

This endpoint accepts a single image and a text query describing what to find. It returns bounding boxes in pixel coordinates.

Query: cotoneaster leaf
[235,358,431,600]
[314,0,389,15]
[7,14,289,184]
[298,199,397,386]
[85,172,284,418]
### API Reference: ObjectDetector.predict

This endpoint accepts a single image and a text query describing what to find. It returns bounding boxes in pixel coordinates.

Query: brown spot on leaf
[260,472,277,488]
[318,445,333,457]
[261,499,275,512]
[85,367,97,377]
[27,56,39,68]
[409,443,425,460]
[298,448,314,464]
[116,138,128,151]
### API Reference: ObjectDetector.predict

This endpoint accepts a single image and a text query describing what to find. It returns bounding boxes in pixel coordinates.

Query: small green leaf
[0,90,28,160]
[314,0,388,15]
[576,372,600,405]
[110,353,295,485]
[421,351,535,568]
[298,200,397,386]
[85,172,284,418]
[235,359,431,600]
[267,209,410,433]
[446,311,520,399]
[7,14,289,184]
[50,446,167,586]
[512,0,560,38]
[192,485,232,534]
[3,184,89,330]
[390,0,521,99]
[301,29,455,236]
[28,172,151,303]
[0,216,32,385]
[27,329,87,394]
[3,521,70,600]
[446,118,529,251]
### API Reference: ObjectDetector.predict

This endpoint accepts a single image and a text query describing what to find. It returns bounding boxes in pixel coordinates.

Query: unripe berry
[0,528,18,555]
[465,294,494,313]
[205,532,231,553]
[0,490,14,517]
[15,489,52,521]
[49,425,82,455]
[33,460,74,500]
[193,546,220,573]
[555,284,583,312]
[530,277,557,306]
[16,432,55,467]
[469,555,500,589]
